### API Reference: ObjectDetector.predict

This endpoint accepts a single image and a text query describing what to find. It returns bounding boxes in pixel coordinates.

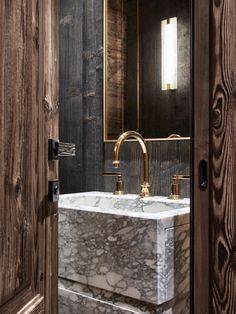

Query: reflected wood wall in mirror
[104,0,191,141]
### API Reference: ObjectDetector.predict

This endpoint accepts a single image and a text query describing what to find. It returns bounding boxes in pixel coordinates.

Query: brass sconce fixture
[161,17,178,91]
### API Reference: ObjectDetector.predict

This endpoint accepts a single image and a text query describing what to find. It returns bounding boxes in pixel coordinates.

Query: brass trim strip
[104,137,191,143]
[103,0,108,141]
[137,0,140,132]
[122,0,125,133]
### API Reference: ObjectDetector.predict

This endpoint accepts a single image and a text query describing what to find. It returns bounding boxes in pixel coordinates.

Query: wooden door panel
[193,0,236,313]
[0,0,40,306]
[0,293,44,314]
[0,0,58,313]
[211,0,236,312]
[42,0,59,310]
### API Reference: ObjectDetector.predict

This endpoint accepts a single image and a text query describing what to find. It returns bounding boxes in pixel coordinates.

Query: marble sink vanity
[58,192,190,313]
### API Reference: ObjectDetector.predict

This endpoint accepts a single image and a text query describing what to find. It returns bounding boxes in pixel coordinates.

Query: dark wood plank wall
[60,0,190,198]
[82,0,104,192]
[210,0,236,312]
[60,0,104,194]
[0,0,59,313]
[59,0,84,193]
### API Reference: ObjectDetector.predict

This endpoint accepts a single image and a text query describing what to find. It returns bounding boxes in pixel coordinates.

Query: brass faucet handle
[114,174,125,195]
[169,174,190,200]
[170,180,181,200]
[103,172,125,195]
[140,182,151,198]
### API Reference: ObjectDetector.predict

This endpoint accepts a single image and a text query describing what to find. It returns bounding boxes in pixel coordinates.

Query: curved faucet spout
[113,131,151,197]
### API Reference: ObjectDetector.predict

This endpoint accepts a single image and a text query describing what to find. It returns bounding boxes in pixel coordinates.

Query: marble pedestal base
[58,192,190,313]
[58,279,189,314]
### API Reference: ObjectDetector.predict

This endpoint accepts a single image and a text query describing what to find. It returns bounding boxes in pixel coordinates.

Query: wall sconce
[161,17,178,91]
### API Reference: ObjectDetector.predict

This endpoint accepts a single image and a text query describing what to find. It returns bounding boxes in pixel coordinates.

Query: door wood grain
[193,0,236,313]
[210,0,236,312]
[192,0,210,313]
[0,0,58,313]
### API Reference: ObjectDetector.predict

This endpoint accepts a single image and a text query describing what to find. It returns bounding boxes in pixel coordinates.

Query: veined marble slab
[59,279,189,314]
[59,286,135,314]
[59,191,189,216]
[59,192,190,305]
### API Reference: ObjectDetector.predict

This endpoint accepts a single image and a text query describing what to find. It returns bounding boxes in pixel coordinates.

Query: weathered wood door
[0,1,59,313]
[193,0,236,313]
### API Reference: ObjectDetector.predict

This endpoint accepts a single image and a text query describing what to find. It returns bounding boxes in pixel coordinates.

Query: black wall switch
[48,180,60,203]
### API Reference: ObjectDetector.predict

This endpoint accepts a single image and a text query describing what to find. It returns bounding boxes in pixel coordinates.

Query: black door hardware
[199,160,208,190]
[48,180,60,203]
[48,138,76,160]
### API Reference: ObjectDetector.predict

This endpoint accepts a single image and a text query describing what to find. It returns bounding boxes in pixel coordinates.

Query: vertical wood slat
[0,1,42,308]
[211,0,236,312]
[59,0,84,194]
[41,0,59,312]
[83,0,104,192]
[59,0,104,194]
[0,0,5,303]
[192,0,210,312]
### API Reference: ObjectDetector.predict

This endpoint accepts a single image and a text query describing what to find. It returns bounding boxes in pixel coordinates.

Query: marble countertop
[59,192,190,221]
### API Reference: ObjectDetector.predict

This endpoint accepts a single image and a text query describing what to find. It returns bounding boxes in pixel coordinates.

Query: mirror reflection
[104,0,191,140]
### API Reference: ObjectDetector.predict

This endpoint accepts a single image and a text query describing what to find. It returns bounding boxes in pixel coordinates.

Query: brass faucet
[113,131,151,197]
[169,175,190,199]
[103,172,125,195]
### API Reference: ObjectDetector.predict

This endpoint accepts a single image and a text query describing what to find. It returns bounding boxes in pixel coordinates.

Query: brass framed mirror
[103,0,191,142]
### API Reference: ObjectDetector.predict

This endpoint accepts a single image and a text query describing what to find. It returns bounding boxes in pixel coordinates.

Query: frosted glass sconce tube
[161,17,178,90]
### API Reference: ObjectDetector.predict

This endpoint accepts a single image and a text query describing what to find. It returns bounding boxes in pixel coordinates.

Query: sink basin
[59,192,190,305]
[59,191,189,215]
